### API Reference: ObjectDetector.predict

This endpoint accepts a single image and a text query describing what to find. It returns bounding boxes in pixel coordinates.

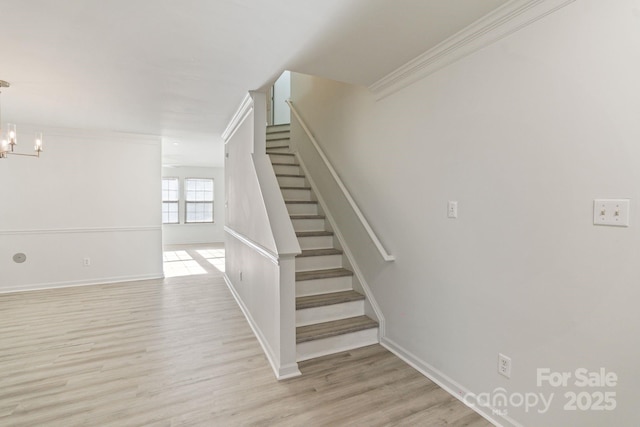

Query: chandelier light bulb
[8,123,16,146]
[35,133,43,152]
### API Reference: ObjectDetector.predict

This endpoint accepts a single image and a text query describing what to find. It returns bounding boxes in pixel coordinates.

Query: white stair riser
[273,164,300,175]
[268,154,297,165]
[296,300,364,327]
[297,235,334,250]
[286,203,318,216]
[267,140,289,148]
[291,218,325,232]
[277,176,306,187]
[267,133,290,140]
[267,125,290,133]
[267,146,291,153]
[296,254,343,272]
[296,276,353,297]
[296,327,379,362]
[281,188,311,200]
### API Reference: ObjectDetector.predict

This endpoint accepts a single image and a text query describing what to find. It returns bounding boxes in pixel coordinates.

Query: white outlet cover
[447,201,458,219]
[498,353,511,378]
[594,199,630,227]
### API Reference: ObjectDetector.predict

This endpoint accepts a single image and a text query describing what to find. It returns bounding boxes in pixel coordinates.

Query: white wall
[273,71,291,125]
[161,166,224,245]
[224,92,300,379]
[290,1,640,425]
[0,127,163,293]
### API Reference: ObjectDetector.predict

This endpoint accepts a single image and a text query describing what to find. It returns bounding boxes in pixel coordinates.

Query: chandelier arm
[0,79,43,160]
[7,152,40,158]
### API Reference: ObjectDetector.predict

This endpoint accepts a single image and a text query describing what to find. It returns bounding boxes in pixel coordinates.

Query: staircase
[266,124,379,362]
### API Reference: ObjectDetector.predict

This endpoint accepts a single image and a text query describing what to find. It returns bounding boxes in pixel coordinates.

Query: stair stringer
[294,153,385,339]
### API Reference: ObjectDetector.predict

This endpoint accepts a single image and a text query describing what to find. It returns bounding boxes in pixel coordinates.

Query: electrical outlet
[83,257,91,267]
[498,353,511,378]
[447,201,458,219]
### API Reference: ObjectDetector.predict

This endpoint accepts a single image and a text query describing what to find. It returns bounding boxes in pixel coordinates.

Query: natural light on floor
[163,251,192,262]
[162,248,226,277]
[198,249,226,272]
[163,251,207,278]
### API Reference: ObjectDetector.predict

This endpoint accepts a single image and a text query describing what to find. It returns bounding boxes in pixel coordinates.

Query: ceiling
[0,0,507,168]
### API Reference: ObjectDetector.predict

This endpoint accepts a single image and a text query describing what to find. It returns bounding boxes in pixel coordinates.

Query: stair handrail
[286,99,395,262]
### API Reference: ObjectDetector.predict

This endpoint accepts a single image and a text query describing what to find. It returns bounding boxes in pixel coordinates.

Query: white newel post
[250,91,266,155]
[250,90,301,378]
[277,255,301,378]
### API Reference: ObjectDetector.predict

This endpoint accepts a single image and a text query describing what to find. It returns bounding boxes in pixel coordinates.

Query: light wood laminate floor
[0,245,492,426]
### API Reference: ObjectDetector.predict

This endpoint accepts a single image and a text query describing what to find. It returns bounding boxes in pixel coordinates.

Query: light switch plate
[594,199,630,227]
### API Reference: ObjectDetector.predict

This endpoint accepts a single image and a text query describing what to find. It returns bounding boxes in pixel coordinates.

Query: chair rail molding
[286,100,395,262]
[0,226,161,236]
[369,0,577,100]
[224,226,280,265]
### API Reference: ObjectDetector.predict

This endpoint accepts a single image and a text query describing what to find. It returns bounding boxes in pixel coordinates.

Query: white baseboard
[0,273,165,294]
[223,274,301,380]
[381,336,523,427]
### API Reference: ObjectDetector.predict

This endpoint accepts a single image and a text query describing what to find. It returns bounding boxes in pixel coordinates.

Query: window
[185,178,214,223]
[162,178,179,224]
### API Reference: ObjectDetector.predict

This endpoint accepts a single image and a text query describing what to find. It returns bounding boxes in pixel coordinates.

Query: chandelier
[0,80,43,159]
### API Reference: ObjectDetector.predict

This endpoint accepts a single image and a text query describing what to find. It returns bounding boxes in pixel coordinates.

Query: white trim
[224,226,279,265]
[0,226,161,236]
[296,327,379,362]
[11,124,161,145]
[223,274,302,380]
[369,0,577,100]
[0,273,165,295]
[222,93,254,142]
[381,337,523,427]
[295,154,386,338]
[287,100,395,262]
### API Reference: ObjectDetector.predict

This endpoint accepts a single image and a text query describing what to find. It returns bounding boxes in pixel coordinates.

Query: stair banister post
[249,91,267,155]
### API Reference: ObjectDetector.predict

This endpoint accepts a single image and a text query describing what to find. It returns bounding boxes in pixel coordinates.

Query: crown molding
[369,0,576,100]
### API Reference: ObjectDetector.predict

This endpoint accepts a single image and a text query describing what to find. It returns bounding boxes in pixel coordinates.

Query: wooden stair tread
[285,200,317,204]
[290,214,325,220]
[266,137,290,142]
[276,173,305,178]
[266,144,290,149]
[271,162,300,166]
[296,290,364,310]
[268,152,295,156]
[296,316,378,343]
[298,248,342,257]
[281,186,310,190]
[296,231,333,237]
[296,268,353,281]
